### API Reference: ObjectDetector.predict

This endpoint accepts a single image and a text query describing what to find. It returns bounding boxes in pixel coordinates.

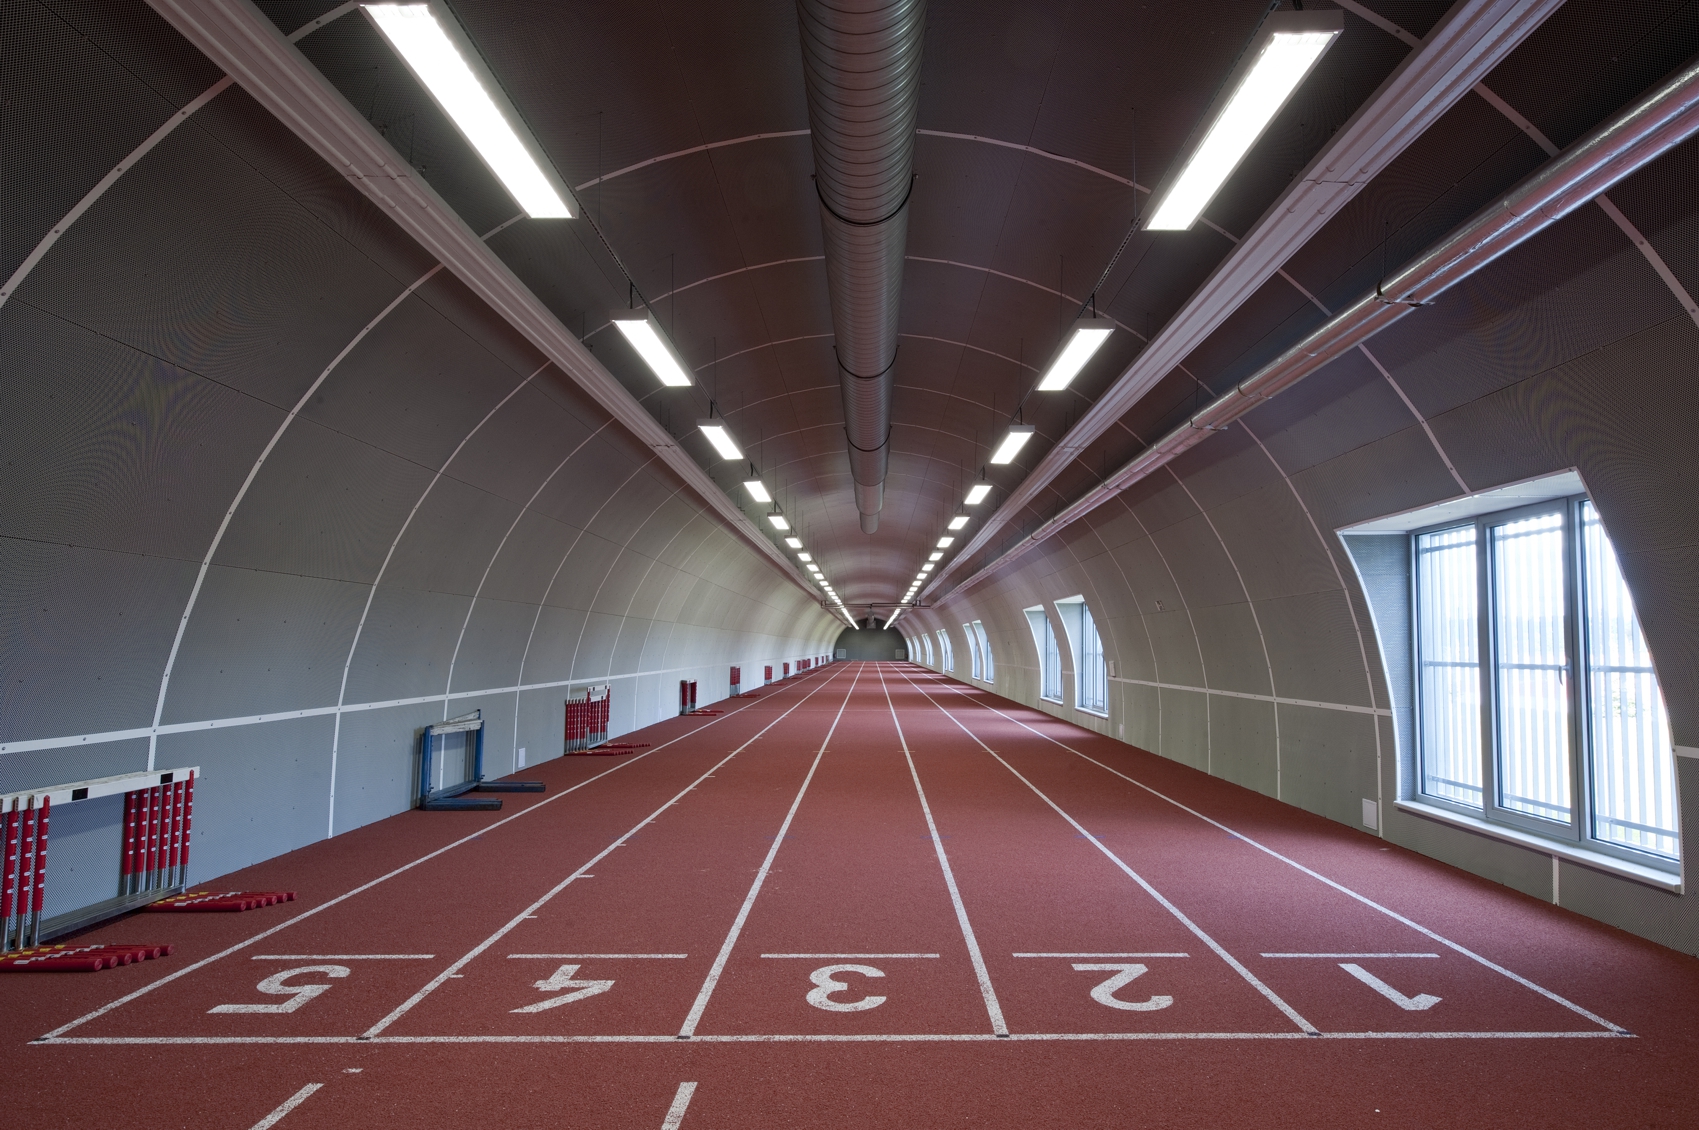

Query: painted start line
[31,664,1627,1047]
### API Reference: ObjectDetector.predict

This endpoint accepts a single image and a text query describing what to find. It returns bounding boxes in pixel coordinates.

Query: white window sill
[1040,696,1064,705]
[1075,707,1109,718]
[1395,799,1682,893]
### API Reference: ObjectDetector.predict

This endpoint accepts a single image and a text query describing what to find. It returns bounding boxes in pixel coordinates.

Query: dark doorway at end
[835,625,907,661]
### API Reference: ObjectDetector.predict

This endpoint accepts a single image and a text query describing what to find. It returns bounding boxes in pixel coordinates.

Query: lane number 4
[210,965,350,1014]
[1071,963,1173,1011]
[511,963,617,1013]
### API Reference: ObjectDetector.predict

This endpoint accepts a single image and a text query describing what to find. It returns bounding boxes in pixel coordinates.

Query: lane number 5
[210,965,350,1014]
[1071,963,1173,1011]
[806,964,886,1012]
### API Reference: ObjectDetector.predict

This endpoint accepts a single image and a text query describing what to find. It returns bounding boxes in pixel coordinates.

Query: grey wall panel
[1120,471,1199,538]
[1247,352,1417,476]
[161,567,368,724]
[0,739,150,798]
[1253,590,1373,708]
[1205,695,1278,797]
[1209,481,1343,604]
[1187,603,1272,697]
[476,510,589,607]
[1383,805,1553,903]
[1122,682,1161,753]
[0,540,196,742]
[40,791,125,920]
[329,704,432,836]
[1273,705,1379,830]
[515,605,592,684]
[375,475,526,597]
[1141,610,1206,688]
[212,420,439,583]
[1108,531,1183,616]
[340,588,474,705]
[160,716,334,880]
[444,598,542,699]
[1151,512,1247,610]
[1166,424,1276,512]
[448,382,604,504]
[1289,424,1463,532]
[1614,544,1699,747]
[0,303,284,560]
[1156,688,1209,772]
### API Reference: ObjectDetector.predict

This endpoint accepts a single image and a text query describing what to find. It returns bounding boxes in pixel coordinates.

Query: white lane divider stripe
[365,666,859,1039]
[247,1084,322,1130]
[896,668,1314,1035]
[1262,953,1439,959]
[250,955,433,960]
[761,953,940,959]
[507,953,687,959]
[876,665,1009,1037]
[660,1082,697,1130]
[677,666,863,1037]
[1014,952,1189,958]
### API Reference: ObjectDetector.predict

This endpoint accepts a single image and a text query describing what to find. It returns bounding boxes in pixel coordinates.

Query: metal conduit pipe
[933,51,1699,598]
[798,0,926,533]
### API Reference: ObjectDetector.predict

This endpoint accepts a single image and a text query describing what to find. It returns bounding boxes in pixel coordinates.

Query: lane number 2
[806,964,886,1012]
[210,965,350,1014]
[511,963,616,1013]
[1071,963,1173,1011]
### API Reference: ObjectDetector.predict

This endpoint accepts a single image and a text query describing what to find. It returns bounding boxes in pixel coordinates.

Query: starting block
[419,711,544,811]
[147,890,295,912]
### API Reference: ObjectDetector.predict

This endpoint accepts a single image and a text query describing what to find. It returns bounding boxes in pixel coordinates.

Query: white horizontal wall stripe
[0,659,795,757]
[1110,677,1390,718]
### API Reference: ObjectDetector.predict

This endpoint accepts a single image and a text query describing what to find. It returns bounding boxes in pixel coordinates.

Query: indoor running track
[5,663,1697,1130]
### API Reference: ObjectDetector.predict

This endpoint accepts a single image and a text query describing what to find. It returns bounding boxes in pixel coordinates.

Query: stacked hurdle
[2,767,197,950]
[120,772,195,897]
[2,795,49,952]
[563,684,611,753]
[0,942,173,973]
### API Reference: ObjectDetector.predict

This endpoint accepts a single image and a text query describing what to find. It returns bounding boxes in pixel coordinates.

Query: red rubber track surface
[3,663,1697,1129]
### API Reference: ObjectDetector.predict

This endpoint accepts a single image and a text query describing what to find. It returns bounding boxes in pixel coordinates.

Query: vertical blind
[1416,526,1482,807]
[1077,603,1108,714]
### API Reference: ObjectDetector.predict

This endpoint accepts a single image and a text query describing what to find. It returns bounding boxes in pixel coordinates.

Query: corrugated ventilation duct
[798,0,926,534]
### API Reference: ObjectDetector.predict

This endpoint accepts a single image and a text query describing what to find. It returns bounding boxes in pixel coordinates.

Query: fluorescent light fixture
[1145,10,1342,231]
[965,484,992,505]
[743,480,771,503]
[928,552,943,562]
[1036,315,1114,392]
[768,514,790,530]
[989,425,1035,465]
[936,537,954,548]
[808,565,822,574]
[797,552,812,562]
[784,537,803,549]
[697,420,743,461]
[363,4,571,218]
[610,308,693,387]
[948,515,970,530]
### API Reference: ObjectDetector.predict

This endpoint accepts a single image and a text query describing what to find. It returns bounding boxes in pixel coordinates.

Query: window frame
[963,623,981,680]
[1025,605,1064,703]
[972,620,994,682]
[1411,493,1676,870]
[1055,596,1109,717]
[937,629,953,672]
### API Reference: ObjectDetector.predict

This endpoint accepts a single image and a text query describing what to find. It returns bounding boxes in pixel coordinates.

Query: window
[921,632,934,666]
[1414,496,1676,862]
[1056,596,1107,715]
[964,623,981,680]
[936,629,953,672]
[1025,606,1063,702]
[972,620,994,682]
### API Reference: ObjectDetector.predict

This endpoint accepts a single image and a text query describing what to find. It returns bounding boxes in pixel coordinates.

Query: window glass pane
[964,624,980,679]
[1043,615,1063,700]
[1416,526,1483,807]
[937,629,952,672]
[974,620,994,681]
[1492,512,1571,824]
[1077,604,1107,713]
[1581,502,1678,858]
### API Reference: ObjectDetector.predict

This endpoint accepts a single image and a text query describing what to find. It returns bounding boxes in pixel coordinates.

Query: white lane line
[660,1082,697,1130]
[365,667,858,1039]
[1014,952,1189,958]
[1262,953,1439,959]
[42,1030,1631,1045]
[676,666,863,1037]
[508,954,687,959]
[876,665,1009,1037]
[250,955,433,960]
[760,953,940,959]
[247,1084,323,1130]
[37,684,794,1042]
[947,692,1629,1036]
[896,669,1314,1036]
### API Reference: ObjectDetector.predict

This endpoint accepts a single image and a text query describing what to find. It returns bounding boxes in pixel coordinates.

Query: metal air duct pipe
[798,0,926,534]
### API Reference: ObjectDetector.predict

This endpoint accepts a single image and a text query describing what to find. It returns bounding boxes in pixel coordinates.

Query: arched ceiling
[232,0,1696,619]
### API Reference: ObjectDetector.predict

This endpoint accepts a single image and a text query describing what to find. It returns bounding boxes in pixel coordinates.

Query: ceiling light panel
[965,484,992,505]
[743,480,771,503]
[363,4,571,218]
[697,420,743,461]
[784,537,803,549]
[768,514,790,530]
[989,425,1036,465]
[1036,316,1114,391]
[1145,11,1343,232]
[797,552,812,562]
[948,515,970,530]
[936,537,954,548]
[928,552,943,561]
[610,309,693,387]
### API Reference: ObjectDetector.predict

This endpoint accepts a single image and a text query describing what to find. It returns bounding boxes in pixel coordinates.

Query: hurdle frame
[418,710,543,812]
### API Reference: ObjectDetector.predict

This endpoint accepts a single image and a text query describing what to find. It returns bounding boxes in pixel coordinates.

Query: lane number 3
[511,963,616,1013]
[1071,963,1173,1011]
[806,964,886,1012]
